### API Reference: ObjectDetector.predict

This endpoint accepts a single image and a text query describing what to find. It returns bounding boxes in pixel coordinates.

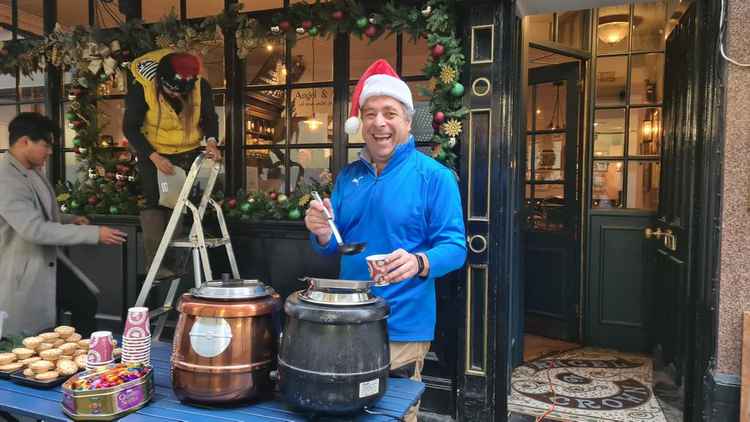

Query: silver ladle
[310,191,366,255]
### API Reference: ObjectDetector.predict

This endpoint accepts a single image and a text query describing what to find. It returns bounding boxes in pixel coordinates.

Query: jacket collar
[359,134,415,176]
[4,152,56,221]
[5,151,32,177]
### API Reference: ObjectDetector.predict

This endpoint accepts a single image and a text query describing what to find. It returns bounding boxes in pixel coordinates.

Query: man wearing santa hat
[305,59,466,421]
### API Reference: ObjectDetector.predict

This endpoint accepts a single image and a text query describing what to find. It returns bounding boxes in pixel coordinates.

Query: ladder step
[169,237,229,248]
[149,306,173,318]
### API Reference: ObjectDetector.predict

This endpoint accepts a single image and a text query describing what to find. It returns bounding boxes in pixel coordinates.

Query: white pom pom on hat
[345,59,414,135]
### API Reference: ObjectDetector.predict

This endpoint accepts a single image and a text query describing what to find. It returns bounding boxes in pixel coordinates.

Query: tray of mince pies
[0,326,120,388]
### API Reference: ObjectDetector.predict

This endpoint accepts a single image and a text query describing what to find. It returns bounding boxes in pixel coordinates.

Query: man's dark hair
[9,112,59,146]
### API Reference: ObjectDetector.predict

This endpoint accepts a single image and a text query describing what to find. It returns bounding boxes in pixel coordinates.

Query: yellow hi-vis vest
[130,49,203,155]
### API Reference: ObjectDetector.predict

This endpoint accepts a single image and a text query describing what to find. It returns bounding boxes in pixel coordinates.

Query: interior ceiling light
[597,14,629,45]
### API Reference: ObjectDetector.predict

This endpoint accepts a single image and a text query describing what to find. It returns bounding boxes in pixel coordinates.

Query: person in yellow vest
[123,49,221,279]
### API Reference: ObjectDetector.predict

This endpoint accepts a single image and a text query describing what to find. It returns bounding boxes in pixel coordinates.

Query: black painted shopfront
[0,0,732,420]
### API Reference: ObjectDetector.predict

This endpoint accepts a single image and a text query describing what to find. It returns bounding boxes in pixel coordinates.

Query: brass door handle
[644,227,677,251]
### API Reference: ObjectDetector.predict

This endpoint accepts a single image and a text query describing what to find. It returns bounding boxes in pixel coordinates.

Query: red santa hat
[345,59,414,135]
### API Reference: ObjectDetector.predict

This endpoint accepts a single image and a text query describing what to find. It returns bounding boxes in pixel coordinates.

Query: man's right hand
[304,198,334,246]
[99,226,127,245]
[149,152,175,175]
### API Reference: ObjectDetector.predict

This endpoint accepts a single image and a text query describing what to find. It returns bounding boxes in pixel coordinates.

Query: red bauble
[278,20,291,32]
[105,172,114,180]
[332,10,344,21]
[269,191,278,200]
[431,43,445,59]
[87,195,98,205]
[227,198,238,209]
[302,20,313,30]
[364,25,378,38]
[433,111,446,124]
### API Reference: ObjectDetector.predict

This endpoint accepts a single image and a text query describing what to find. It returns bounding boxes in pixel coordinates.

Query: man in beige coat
[0,112,126,337]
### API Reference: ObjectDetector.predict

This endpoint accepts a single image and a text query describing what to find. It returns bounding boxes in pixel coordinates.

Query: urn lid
[190,274,273,300]
[298,277,378,306]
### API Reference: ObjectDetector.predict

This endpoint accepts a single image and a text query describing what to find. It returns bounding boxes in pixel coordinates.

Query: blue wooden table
[0,341,424,421]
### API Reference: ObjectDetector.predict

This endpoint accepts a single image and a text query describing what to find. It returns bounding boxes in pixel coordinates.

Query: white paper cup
[366,254,390,285]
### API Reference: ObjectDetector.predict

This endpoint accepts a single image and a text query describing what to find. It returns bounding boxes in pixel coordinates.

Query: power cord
[720,0,750,67]
[535,359,561,422]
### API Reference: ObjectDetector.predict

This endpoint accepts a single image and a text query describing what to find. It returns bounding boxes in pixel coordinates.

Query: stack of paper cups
[122,307,151,366]
[86,331,115,370]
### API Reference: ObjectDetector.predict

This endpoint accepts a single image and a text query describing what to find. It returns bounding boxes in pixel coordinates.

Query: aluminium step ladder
[134,152,240,340]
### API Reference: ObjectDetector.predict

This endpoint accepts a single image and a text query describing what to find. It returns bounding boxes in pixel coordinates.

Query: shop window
[526,14,554,44]
[245,89,286,194]
[0,73,16,103]
[597,5,630,55]
[592,2,666,210]
[17,0,43,36]
[242,0,283,12]
[202,39,226,88]
[350,35,396,79]
[290,87,332,144]
[402,36,429,77]
[94,0,124,28]
[187,0,223,19]
[291,36,333,83]
[19,71,45,102]
[97,99,127,148]
[143,0,179,23]
[246,38,286,86]
[557,10,589,51]
[56,0,88,28]
[0,104,13,150]
[289,148,332,191]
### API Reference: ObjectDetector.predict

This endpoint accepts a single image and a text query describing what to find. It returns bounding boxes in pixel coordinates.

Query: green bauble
[109,205,120,215]
[240,201,252,212]
[356,17,368,29]
[450,82,465,97]
[308,27,319,36]
[288,208,302,220]
[65,112,77,121]
[72,138,81,147]
[70,199,80,209]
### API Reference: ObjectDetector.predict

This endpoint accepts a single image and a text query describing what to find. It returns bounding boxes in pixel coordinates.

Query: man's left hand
[381,248,420,284]
[70,216,90,225]
[206,140,222,161]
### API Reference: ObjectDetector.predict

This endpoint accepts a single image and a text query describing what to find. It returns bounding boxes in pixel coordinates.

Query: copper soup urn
[171,278,280,404]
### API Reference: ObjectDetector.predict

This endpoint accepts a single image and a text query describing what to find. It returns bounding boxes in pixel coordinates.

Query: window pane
[201,40,225,88]
[597,5,630,55]
[531,133,565,182]
[530,184,564,201]
[407,80,434,144]
[558,10,590,51]
[290,148,332,190]
[97,72,127,96]
[187,0,222,18]
[94,0,125,28]
[0,73,16,103]
[213,93,225,144]
[245,89,285,150]
[595,55,627,106]
[632,2,666,52]
[143,0,179,23]
[246,38,285,86]
[19,71,44,101]
[290,87,332,145]
[627,161,659,210]
[350,35,396,79]
[291,36,332,84]
[347,147,362,164]
[402,36,429,77]
[592,160,623,208]
[526,14,554,44]
[65,152,83,185]
[20,103,43,114]
[97,99,126,146]
[533,81,566,130]
[57,0,88,28]
[629,107,661,156]
[594,108,625,157]
[245,149,286,194]
[630,53,664,105]
[0,105,12,149]
[17,0,43,37]
[63,102,76,148]
[241,0,282,12]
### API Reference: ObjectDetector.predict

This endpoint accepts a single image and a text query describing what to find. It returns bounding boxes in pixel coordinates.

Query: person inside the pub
[0,112,127,338]
[304,59,467,422]
[123,49,221,280]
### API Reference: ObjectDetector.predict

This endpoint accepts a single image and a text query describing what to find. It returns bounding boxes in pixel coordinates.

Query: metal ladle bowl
[311,191,366,255]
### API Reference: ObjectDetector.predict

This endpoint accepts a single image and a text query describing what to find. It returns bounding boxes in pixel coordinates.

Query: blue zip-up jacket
[310,136,467,341]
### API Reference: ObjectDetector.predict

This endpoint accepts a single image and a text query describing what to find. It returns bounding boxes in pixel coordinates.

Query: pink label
[116,386,144,411]
[62,392,76,412]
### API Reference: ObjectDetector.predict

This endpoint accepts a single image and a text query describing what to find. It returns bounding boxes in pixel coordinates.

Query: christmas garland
[0,1,465,218]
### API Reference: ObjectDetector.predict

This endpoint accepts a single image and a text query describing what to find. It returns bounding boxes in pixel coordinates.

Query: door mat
[508,348,666,422]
